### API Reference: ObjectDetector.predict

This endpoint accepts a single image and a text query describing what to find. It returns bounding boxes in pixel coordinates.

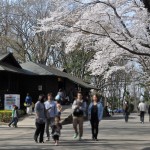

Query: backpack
[73,107,83,117]
[73,100,84,117]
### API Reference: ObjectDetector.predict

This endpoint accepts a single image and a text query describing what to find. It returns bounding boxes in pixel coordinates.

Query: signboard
[38,85,42,91]
[4,94,20,110]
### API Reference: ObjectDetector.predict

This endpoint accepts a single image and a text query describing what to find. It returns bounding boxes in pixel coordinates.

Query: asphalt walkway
[0,113,150,150]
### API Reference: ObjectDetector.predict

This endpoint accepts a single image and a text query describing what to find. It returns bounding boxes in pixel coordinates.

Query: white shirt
[138,102,147,112]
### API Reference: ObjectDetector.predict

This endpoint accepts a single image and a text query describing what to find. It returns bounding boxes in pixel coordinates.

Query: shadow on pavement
[1,141,150,149]
[103,116,136,120]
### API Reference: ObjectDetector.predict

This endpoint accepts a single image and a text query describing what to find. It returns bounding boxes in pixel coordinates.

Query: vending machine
[4,94,20,110]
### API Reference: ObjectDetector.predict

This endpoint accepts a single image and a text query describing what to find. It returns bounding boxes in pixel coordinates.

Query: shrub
[0,109,26,123]
[0,110,11,123]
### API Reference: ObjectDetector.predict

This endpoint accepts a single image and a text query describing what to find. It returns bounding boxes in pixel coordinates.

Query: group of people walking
[34,91,104,145]
[34,93,62,145]
[8,90,150,146]
[72,92,103,141]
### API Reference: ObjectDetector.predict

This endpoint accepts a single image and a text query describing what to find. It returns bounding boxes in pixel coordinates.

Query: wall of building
[0,72,91,109]
[0,71,20,109]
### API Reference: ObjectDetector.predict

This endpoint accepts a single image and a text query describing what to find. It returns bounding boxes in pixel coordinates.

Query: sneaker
[8,124,11,127]
[46,137,50,141]
[55,142,58,146]
[34,139,38,143]
[73,133,78,139]
[79,137,82,141]
[39,141,44,143]
[92,136,95,140]
[34,137,38,143]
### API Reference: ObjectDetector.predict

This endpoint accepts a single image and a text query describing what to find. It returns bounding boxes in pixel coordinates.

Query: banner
[4,94,20,110]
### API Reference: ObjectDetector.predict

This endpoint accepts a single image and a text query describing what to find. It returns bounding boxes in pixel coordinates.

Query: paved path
[0,113,150,150]
[17,105,72,127]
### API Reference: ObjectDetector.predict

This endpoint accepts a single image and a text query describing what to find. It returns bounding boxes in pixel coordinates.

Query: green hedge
[0,110,26,123]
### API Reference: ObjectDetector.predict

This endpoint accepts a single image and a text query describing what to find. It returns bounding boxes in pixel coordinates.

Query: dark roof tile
[21,62,96,89]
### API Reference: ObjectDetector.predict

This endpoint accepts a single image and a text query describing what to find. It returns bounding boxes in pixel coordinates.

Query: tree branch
[110,38,150,57]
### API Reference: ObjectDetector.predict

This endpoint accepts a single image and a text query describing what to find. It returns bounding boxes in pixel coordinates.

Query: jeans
[124,113,129,122]
[34,122,45,143]
[140,111,145,123]
[9,117,18,127]
[45,117,55,138]
[73,116,84,137]
[90,119,99,139]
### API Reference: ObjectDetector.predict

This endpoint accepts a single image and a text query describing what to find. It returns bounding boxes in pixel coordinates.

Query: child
[51,116,62,146]
[56,101,62,120]
[8,105,19,128]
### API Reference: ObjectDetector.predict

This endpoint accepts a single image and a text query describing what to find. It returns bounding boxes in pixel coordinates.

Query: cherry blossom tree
[42,1,150,108]
[38,0,150,92]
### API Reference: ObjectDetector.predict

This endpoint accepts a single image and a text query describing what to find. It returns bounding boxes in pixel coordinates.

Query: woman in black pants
[34,94,46,143]
[88,94,103,141]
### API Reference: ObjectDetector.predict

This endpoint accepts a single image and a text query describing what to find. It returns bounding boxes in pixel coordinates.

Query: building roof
[0,62,35,75]
[0,53,9,61]
[21,62,52,75]
[0,53,96,89]
[0,66,4,71]
[40,64,95,89]
[57,68,67,73]
[0,53,21,68]
[0,53,35,75]
[21,62,96,89]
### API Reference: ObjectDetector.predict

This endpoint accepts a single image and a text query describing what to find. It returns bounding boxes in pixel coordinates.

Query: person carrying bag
[72,92,87,141]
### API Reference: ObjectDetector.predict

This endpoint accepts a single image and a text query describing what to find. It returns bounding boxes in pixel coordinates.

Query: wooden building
[0,53,95,109]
